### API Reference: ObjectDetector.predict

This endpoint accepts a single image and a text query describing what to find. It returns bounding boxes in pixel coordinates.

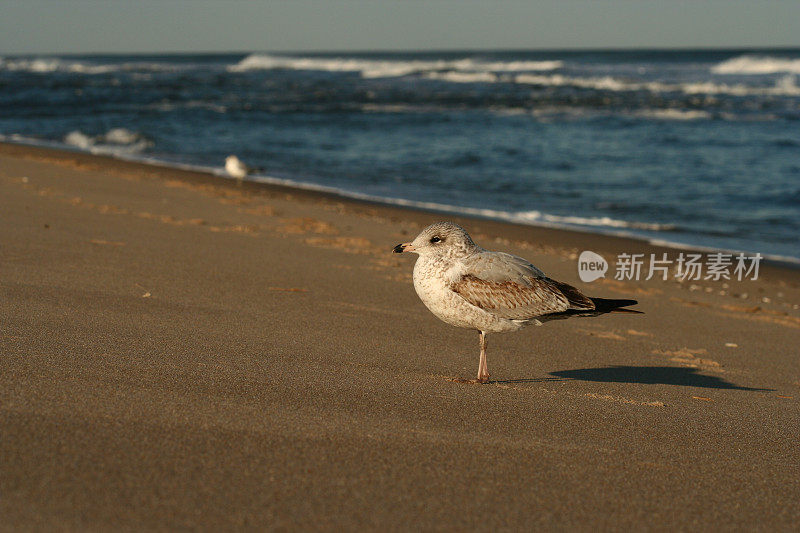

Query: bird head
[393,222,477,260]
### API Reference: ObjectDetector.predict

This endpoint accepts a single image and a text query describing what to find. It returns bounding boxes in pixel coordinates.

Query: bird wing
[450,251,595,320]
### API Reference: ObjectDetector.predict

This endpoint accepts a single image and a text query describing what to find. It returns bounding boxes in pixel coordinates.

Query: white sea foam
[633,109,712,121]
[711,55,800,75]
[5,131,793,263]
[243,172,676,233]
[510,210,676,231]
[470,59,563,72]
[64,128,152,155]
[228,53,800,96]
[103,128,141,145]
[515,72,800,97]
[64,131,95,149]
[0,133,40,144]
[425,71,499,83]
[244,174,797,263]
[229,54,444,77]
[227,54,562,78]
[0,57,191,75]
[0,57,119,74]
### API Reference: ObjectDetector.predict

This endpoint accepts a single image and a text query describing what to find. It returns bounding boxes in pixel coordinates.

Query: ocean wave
[0,57,118,74]
[243,173,677,233]
[470,59,564,72]
[511,211,676,231]
[6,131,791,262]
[711,55,800,75]
[633,109,712,121]
[646,238,800,266]
[226,52,800,97]
[514,72,800,97]
[425,71,499,83]
[241,174,799,262]
[227,53,562,78]
[64,131,96,149]
[64,128,152,155]
[0,56,192,75]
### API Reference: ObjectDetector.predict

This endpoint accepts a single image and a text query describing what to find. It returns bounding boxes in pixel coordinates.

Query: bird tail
[589,298,643,314]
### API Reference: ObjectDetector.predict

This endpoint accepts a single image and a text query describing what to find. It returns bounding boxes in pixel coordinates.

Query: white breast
[412,256,524,333]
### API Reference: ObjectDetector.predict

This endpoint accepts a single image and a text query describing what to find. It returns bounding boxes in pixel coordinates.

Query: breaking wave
[227,53,562,78]
[0,57,192,75]
[224,52,800,97]
[0,57,118,74]
[632,109,712,121]
[426,71,499,83]
[515,72,800,97]
[711,55,800,75]
[499,210,677,231]
[64,128,152,155]
[244,173,677,233]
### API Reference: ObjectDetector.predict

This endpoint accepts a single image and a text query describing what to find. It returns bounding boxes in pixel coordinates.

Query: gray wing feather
[459,251,546,282]
[451,251,594,320]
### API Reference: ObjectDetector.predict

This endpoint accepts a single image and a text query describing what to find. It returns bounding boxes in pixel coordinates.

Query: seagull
[393,222,641,383]
[225,155,250,183]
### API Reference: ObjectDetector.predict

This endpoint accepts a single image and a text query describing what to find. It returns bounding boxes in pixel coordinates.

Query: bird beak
[393,242,415,253]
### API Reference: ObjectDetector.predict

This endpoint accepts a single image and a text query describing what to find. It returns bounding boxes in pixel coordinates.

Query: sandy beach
[2,142,799,530]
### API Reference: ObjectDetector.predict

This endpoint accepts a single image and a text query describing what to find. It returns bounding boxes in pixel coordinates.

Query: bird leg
[477,331,490,383]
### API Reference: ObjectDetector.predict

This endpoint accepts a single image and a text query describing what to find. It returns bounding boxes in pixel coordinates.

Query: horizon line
[3,44,800,57]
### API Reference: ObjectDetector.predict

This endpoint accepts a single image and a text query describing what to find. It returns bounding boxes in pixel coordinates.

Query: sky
[1,0,798,55]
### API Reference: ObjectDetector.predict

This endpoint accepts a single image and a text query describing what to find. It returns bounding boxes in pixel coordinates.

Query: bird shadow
[493,365,774,391]
[488,377,569,384]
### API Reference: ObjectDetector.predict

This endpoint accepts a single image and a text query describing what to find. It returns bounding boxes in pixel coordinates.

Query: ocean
[1,49,798,261]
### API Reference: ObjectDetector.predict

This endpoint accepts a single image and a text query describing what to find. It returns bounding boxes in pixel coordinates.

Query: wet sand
[1,142,799,530]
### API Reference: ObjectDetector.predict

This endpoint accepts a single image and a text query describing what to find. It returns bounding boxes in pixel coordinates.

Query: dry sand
[1,142,799,530]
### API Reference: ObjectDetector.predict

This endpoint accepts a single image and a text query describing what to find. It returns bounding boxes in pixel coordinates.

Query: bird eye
[430,236,441,243]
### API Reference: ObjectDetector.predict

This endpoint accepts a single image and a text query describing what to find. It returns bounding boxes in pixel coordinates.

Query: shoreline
[2,140,798,272]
